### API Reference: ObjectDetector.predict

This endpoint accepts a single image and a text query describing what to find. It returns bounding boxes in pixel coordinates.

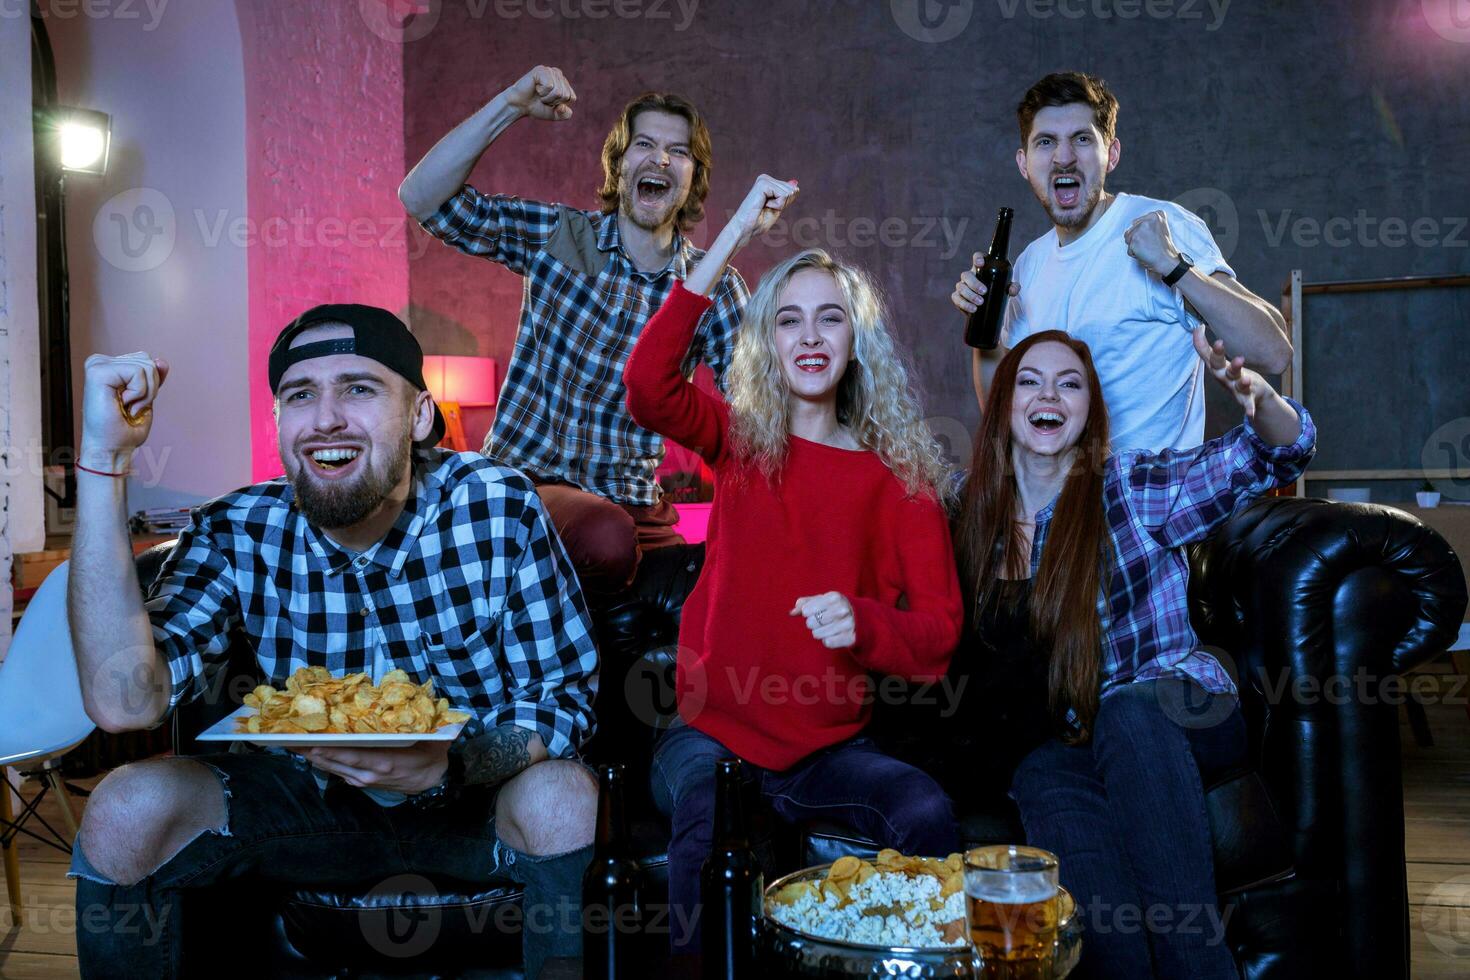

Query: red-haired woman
[952,328,1315,980]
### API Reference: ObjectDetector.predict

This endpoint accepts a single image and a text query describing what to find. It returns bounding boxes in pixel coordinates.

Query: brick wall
[235,1,412,481]
[0,12,44,660]
[402,1,1470,468]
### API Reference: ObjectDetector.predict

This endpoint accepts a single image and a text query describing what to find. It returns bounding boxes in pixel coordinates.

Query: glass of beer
[964,845,1060,980]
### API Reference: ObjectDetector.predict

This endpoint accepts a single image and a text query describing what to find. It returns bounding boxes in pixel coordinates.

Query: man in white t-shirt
[952,72,1291,451]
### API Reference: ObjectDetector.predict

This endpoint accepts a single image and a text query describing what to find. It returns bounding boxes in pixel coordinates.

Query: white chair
[0,561,94,926]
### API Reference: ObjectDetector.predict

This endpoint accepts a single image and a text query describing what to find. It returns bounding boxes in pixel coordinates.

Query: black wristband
[408,744,465,810]
[1163,252,1194,287]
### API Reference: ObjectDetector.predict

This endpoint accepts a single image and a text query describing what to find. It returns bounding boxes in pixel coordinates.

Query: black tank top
[938,579,1057,792]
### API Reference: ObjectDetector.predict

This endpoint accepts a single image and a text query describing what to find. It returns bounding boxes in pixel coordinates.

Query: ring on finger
[816,609,825,626]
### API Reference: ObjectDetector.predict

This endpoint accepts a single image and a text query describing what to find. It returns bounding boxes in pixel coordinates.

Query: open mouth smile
[1027,409,1066,433]
[635,172,673,208]
[304,446,364,477]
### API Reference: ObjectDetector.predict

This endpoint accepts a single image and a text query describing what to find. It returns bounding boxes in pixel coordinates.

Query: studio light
[48,106,111,176]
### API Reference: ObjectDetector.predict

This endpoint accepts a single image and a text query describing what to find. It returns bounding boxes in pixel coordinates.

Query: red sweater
[624,282,963,770]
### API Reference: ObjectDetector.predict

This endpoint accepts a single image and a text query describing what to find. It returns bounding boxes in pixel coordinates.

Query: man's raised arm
[68,354,173,733]
[398,65,576,222]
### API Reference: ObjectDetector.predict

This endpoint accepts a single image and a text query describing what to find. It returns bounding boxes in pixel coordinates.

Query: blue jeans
[651,724,960,953]
[68,749,589,980]
[1009,679,1245,980]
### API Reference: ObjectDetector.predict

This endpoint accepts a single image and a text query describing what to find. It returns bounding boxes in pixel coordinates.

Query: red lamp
[422,355,499,452]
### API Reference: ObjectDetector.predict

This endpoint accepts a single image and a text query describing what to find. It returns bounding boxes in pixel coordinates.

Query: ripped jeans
[69,749,589,980]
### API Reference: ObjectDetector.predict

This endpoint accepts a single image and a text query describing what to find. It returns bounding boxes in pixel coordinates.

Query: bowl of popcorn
[761,849,1081,978]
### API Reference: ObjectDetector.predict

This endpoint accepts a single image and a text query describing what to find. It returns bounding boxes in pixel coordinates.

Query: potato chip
[296,712,329,732]
[233,667,469,736]
[290,693,326,716]
[771,880,823,906]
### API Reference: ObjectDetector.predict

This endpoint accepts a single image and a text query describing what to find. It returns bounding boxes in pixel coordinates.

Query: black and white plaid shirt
[146,449,598,759]
[419,187,750,506]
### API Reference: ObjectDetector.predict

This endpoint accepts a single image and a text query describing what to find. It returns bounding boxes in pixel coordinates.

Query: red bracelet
[75,462,130,479]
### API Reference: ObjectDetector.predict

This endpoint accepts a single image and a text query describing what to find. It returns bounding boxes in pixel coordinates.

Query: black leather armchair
[138,497,1465,979]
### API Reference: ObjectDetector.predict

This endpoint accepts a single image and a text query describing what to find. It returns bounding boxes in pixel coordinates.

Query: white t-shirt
[1002,192,1234,452]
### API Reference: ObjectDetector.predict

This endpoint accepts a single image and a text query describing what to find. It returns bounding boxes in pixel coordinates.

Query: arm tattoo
[459,724,535,788]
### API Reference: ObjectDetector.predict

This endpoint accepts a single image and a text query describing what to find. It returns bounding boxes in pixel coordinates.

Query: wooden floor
[4,680,1469,979]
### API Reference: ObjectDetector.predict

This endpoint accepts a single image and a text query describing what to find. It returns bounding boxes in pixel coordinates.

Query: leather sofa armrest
[1189,497,1466,685]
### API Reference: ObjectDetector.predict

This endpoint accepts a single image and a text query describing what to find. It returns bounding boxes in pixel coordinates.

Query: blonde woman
[624,176,964,953]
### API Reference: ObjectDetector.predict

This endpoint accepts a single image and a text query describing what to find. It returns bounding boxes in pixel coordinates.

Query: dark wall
[404,0,1470,487]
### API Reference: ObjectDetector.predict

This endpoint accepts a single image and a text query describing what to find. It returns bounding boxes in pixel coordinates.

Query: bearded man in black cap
[66,306,599,979]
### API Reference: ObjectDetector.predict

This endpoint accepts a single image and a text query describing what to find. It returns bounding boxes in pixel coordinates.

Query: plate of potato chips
[196,666,472,748]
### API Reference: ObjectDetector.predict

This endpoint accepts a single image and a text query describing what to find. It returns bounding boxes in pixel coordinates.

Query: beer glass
[963,845,1060,980]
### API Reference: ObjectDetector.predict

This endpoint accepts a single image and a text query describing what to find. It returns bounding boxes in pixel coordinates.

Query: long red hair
[954,331,1112,741]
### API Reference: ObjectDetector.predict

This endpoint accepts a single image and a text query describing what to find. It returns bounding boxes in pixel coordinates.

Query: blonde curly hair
[726,249,951,500]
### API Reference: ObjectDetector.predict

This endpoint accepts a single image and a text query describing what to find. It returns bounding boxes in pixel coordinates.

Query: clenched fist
[1122,210,1184,279]
[80,353,168,469]
[504,65,576,122]
[726,174,800,249]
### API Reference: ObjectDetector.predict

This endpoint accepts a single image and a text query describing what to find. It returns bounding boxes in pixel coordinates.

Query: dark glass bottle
[582,763,641,980]
[964,207,1015,350]
[700,759,762,979]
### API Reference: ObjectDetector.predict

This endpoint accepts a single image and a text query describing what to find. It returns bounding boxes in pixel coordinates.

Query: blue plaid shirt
[146,449,599,761]
[419,187,750,505]
[1026,401,1317,700]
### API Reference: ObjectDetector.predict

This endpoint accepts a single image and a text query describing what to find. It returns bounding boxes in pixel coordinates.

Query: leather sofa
[137,496,1465,979]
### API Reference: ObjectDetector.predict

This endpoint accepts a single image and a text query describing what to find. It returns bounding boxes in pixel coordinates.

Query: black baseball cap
[269,304,446,448]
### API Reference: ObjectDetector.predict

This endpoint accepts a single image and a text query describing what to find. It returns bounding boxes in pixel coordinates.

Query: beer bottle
[964,207,1015,350]
[700,759,762,979]
[582,763,641,980]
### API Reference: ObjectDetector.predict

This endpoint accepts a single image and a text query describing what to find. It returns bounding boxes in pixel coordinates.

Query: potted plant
[1417,479,1442,509]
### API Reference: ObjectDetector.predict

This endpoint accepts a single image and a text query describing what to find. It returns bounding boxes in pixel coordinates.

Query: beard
[618,164,683,233]
[1037,173,1105,232]
[285,436,411,531]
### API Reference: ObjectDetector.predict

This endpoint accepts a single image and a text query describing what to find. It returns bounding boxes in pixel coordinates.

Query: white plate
[195,703,468,749]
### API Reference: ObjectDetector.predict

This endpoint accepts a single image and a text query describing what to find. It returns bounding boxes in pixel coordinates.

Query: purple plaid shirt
[1028,400,1317,700]
[419,187,750,505]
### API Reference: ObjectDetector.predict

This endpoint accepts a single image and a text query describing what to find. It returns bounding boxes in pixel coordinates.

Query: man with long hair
[952,71,1291,452]
[67,309,599,980]
[401,66,749,593]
